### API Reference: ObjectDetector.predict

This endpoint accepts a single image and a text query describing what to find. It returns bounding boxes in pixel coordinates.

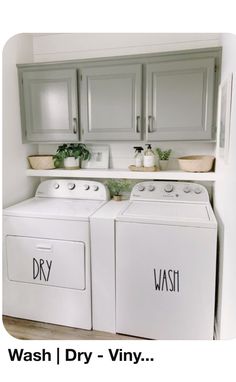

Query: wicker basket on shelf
[28,155,55,170]
[178,155,215,172]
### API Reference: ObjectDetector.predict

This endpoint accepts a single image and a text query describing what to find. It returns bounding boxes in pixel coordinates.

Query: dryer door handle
[36,244,52,251]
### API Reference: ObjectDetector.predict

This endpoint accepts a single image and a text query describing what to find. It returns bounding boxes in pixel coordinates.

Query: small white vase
[64,157,80,169]
[159,160,169,171]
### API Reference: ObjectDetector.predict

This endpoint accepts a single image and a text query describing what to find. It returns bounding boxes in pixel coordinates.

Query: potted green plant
[106,179,132,201]
[155,148,172,171]
[53,143,91,169]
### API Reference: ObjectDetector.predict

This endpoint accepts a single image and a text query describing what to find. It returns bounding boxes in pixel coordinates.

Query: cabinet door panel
[146,58,215,140]
[81,65,142,140]
[22,69,78,142]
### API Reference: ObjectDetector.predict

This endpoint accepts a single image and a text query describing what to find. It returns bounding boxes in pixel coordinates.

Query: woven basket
[28,155,55,170]
[178,155,215,172]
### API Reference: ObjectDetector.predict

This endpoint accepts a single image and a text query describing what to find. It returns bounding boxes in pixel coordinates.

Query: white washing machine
[3,179,109,329]
[91,181,217,339]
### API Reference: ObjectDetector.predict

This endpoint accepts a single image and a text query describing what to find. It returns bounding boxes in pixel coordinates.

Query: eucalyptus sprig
[106,179,132,197]
[156,148,172,161]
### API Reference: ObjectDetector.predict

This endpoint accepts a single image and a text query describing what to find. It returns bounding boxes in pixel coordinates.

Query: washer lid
[3,197,105,220]
[117,201,217,228]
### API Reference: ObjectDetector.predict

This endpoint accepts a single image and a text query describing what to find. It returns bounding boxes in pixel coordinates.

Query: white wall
[2,34,39,208]
[38,141,215,170]
[33,33,221,62]
[214,34,236,339]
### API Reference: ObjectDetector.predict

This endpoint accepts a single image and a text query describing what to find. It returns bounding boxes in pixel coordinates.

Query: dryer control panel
[36,179,110,201]
[130,182,209,203]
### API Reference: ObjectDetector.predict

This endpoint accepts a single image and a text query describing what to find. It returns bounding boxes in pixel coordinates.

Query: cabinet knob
[73,118,77,134]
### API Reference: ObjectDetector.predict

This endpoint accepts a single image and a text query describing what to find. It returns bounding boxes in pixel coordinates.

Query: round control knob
[68,183,75,190]
[93,185,99,191]
[148,184,155,192]
[84,184,90,190]
[137,184,145,192]
[164,184,173,193]
[183,186,191,193]
[53,183,60,189]
[194,187,202,194]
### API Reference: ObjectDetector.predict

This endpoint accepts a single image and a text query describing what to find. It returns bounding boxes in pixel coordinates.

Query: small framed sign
[82,145,109,169]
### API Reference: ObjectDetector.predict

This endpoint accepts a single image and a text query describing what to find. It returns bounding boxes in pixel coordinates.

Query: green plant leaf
[106,179,132,196]
[155,147,172,160]
[54,143,91,163]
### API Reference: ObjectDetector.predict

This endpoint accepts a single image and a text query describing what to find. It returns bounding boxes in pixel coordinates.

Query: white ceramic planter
[64,157,80,169]
[159,160,169,171]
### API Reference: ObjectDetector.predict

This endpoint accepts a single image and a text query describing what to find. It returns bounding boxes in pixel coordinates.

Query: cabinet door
[21,69,79,142]
[146,58,215,140]
[80,64,142,140]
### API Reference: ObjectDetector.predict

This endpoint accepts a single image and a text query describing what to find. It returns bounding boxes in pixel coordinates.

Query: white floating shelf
[26,168,216,181]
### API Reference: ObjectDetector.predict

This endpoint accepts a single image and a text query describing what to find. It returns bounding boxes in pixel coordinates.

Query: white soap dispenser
[144,144,155,168]
[134,146,144,168]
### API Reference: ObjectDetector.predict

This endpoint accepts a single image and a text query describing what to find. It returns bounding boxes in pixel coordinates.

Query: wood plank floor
[2,316,140,340]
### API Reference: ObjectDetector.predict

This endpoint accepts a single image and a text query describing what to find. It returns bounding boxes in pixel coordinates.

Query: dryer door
[6,236,85,290]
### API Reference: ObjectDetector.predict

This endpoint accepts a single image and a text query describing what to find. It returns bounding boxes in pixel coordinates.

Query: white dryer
[115,181,217,339]
[91,181,217,340]
[3,179,109,329]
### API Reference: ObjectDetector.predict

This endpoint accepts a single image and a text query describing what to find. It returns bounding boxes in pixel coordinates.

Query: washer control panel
[36,179,110,201]
[130,181,209,203]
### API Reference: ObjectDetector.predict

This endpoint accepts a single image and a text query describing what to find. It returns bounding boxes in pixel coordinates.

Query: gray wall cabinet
[18,48,221,143]
[80,64,142,140]
[21,69,79,142]
[146,58,215,141]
